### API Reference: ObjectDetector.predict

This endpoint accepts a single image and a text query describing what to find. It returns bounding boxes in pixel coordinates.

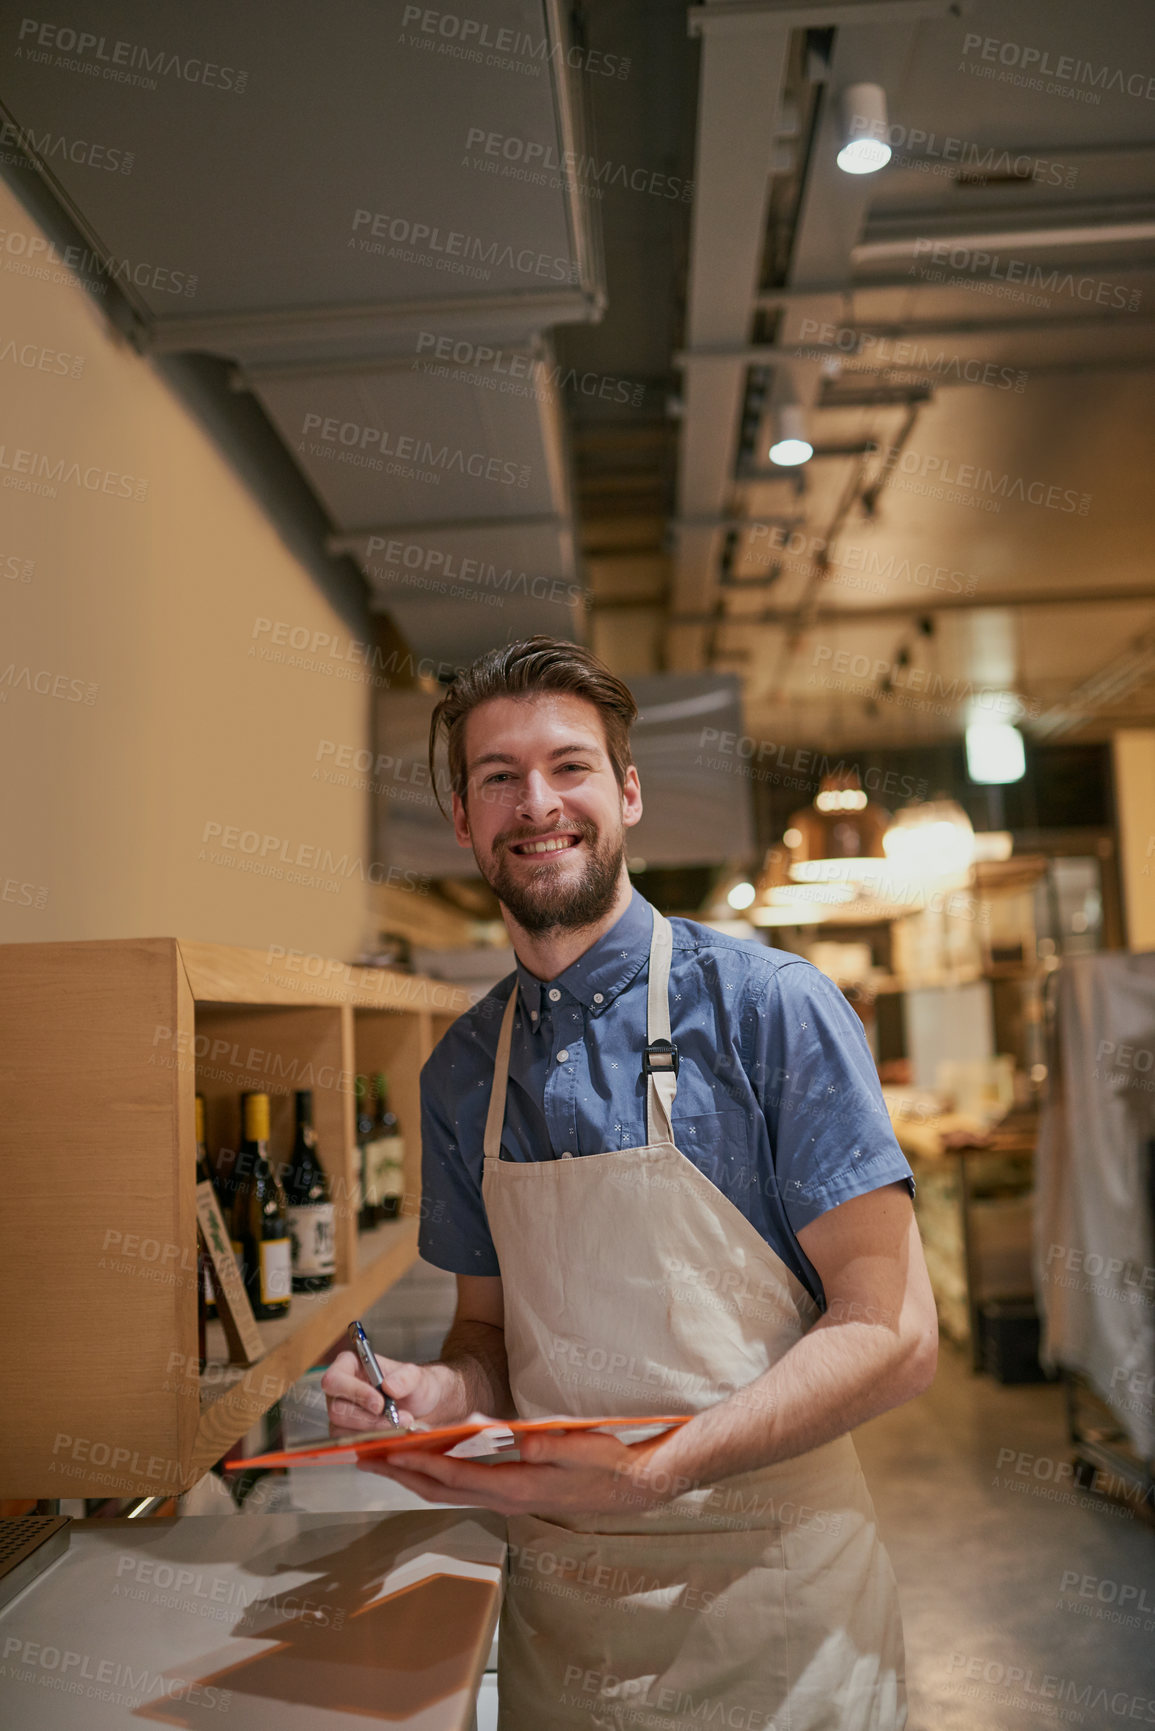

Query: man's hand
[362,1428,680,1519]
[321,1350,453,1433]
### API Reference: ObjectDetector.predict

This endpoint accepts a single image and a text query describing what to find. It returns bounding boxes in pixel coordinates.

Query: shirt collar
[516,888,654,1022]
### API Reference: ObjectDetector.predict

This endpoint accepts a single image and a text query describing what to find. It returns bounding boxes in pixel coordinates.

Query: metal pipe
[327,516,566,552]
[667,585,1155,625]
[754,259,1155,303]
[688,0,958,32]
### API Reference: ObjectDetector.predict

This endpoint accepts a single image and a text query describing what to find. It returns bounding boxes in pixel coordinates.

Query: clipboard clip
[642,1038,679,1079]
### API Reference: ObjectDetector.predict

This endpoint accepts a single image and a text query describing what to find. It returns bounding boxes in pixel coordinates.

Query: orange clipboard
[229,1413,691,1471]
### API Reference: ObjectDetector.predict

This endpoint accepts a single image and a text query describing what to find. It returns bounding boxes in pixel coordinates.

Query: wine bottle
[234,1092,292,1320]
[195,1094,216,1355]
[228,1091,254,1277]
[355,1074,377,1230]
[284,1090,336,1293]
[371,1072,405,1221]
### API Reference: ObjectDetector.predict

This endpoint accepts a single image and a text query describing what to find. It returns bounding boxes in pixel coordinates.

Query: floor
[857,1343,1155,1729]
[182,1260,1155,1729]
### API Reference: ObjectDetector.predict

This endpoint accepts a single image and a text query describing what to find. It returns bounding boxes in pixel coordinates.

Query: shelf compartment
[0,936,470,1496]
[192,1216,419,1482]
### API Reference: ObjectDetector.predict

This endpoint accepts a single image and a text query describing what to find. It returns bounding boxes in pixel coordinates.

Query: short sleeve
[416,1051,501,1276]
[749,961,916,1233]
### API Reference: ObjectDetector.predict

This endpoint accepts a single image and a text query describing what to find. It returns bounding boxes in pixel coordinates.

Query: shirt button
[548,988,561,1002]
[593,993,604,1004]
[557,1049,569,1062]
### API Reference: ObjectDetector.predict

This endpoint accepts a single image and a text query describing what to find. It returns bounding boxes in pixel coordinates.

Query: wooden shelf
[0,936,473,1497]
[193,1217,420,1480]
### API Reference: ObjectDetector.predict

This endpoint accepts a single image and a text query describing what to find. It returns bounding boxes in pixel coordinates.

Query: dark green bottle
[355,1075,377,1230]
[284,1090,336,1293]
[372,1072,405,1221]
[195,1094,216,1359]
[233,1091,292,1319]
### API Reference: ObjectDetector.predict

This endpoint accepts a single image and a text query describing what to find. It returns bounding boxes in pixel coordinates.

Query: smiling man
[322,635,937,1731]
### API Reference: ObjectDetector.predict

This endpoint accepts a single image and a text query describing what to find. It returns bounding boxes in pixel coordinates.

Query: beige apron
[482,908,907,1731]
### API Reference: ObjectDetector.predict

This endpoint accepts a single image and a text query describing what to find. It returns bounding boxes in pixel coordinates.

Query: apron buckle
[642,1038,680,1078]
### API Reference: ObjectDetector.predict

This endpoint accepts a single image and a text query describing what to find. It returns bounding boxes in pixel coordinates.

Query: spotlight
[727,880,757,911]
[966,722,1026,785]
[836,82,892,175]
[769,404,812,466]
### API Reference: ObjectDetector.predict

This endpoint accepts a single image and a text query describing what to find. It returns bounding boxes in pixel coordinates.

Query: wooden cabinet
[0,937,470,1496]
[890,1103,1037,1362]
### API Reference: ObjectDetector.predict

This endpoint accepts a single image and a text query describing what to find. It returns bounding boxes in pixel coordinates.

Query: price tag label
[196,1181,263,1363]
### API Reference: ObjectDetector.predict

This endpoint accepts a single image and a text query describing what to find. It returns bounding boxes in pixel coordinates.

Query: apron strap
[483,984,519,1163]
[481,901,678,1162]
[645,908,677,1145]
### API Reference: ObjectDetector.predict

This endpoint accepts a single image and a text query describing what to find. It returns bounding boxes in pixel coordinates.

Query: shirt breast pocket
[669,1108,752,1198]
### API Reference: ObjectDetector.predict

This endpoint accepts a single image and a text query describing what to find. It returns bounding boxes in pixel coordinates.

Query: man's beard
[477,815,626,936]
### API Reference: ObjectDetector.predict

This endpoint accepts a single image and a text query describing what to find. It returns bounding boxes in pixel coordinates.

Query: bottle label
[361,1144,380,1209]
[288,1203,336,1276]
[369,1136,405,1205]
[259,1237,292,1304]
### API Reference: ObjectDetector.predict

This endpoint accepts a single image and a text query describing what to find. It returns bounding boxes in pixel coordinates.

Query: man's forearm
[429,1320,517,1423]
[638,1308,933,1494]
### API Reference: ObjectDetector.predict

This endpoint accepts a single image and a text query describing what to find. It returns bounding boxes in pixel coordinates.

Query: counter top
[886,1097,1038,1162]
[0,1510,505,1729]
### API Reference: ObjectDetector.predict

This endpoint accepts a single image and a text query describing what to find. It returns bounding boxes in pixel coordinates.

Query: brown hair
[428,635,638,817]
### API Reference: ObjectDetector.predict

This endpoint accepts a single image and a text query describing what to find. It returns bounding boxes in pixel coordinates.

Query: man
[323,635,937,1730]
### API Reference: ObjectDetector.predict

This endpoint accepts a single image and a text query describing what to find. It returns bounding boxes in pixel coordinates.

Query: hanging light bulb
[784,770,892,885]
[882,797,976,880]
[836,82,892,175]
[966,721,1026,784]
[769,403,813,466]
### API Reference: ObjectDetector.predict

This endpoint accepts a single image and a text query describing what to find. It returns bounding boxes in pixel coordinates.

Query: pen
[347,1319,402,1428]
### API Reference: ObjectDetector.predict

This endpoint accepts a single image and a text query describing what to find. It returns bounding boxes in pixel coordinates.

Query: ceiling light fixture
[836,82,892,176]
[966,722,1027,784]
[814,788,868,813]
[783,771,892,884]
[882,797,976,879]
[769,403,813,466]
[727,879,757,910]
[749,902,831,927]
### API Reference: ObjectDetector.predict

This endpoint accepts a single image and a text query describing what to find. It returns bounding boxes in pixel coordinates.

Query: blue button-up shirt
[417,889,915,1306]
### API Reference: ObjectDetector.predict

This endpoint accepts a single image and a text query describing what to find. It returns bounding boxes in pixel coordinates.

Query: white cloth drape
[1034,950,1155,1458]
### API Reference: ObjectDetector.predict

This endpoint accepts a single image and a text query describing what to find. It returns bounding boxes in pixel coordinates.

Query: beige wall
[1112,729,1155,953]
[0,175,377,957]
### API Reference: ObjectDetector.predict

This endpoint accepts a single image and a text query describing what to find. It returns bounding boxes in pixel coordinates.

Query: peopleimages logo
[877,442,1090,516]
[845,119,1077,187]
[1,1636,232,1712]
[364,534,582,609]
[0,225,197,297]
[413,332,647,407]
[961,32,1155,102]
[0,442,148,500]
[809,647,1040,719]
[15,17,249,93]
[350,207,580,285]
[910,238,1140,311]
[399,5,630,78]
[463,126,693,201]
[299,412,530,488]
[198,821,430,895]
[796,319,1027,393]
[0,115,133,173]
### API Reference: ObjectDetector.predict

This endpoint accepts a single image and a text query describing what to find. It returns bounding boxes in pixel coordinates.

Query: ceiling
[667,0,1155,752]
[4,0,1155,761]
